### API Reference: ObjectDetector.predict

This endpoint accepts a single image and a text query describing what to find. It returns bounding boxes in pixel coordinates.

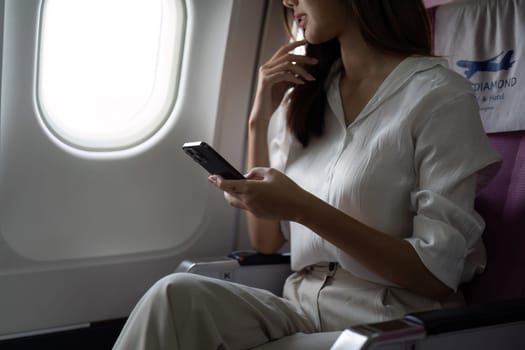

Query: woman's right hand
[250,40,318,124]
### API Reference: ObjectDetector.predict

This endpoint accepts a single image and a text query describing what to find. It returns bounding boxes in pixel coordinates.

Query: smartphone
[182,141,245,180]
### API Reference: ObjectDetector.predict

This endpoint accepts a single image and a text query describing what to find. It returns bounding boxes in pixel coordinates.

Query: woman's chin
[304,32,333,45]
[305,37,330,45]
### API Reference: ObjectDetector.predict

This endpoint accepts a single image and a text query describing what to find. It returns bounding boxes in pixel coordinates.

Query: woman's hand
[250,40,318,123]
[208,167,310,222]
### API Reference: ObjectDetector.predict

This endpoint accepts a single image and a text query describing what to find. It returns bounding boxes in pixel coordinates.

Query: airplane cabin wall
[0,0,268,338]
[234,0,290,251]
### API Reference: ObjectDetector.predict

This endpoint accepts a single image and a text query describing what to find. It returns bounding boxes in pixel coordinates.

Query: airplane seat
[177,0,525,348]
[464,131,525,304]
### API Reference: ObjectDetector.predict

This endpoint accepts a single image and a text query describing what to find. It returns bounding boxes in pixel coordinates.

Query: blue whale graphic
[457,50,515,79]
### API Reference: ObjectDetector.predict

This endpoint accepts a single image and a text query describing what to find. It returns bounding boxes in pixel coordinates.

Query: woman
[114,0,500,349]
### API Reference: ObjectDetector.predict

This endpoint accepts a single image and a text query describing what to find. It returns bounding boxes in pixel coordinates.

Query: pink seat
[465,131,525,304]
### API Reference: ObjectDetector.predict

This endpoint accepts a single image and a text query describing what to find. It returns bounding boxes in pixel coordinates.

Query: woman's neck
[338,23,406,83]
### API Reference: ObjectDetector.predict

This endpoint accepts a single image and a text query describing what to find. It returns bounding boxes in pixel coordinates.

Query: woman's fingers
[260,59,317,89]
[223,191,247,210]
[260,52,318,87]
[272,53,319,66]
[262,55,318,76]
[209,175,246,195]
[209,176,251,210]
[208,175,247,206]
[251,40,318,119]
[245,167,267,180]
[263,71,304,86]
[245,167,270,180]
[271,39,307,59]
[264,60,316,82]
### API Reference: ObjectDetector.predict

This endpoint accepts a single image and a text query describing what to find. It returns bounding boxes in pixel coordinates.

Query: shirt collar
[325,56,449,128]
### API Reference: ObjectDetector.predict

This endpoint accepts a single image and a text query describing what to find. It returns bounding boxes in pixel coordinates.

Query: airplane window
[36,0,185,152]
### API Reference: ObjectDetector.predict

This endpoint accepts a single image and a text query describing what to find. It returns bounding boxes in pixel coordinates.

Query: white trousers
[113,263,456,350]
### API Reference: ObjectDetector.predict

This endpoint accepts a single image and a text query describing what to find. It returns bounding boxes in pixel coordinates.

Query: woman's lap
[113,272,315,350]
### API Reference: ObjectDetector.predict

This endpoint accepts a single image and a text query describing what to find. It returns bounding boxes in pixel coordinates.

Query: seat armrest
[330,299,525,350]
[330,319,425,350]
[175,251,292,296]
[228,250,291,265]
[403,298,525,335]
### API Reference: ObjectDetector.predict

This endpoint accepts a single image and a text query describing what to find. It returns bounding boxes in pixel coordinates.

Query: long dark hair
[284,0,432,147]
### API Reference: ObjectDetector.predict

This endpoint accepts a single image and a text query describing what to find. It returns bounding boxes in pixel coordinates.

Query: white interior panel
[0,0,266,336]
[234,0,290,251]
[2,0,214,261]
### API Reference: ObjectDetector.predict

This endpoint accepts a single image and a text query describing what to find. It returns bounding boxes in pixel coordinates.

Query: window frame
[34,0,187,154]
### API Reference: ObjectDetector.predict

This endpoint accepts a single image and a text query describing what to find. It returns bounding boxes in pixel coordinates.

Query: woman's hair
[283,0,432,147]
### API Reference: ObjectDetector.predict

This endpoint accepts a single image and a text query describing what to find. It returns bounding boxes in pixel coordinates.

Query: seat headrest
[433,0,525,133]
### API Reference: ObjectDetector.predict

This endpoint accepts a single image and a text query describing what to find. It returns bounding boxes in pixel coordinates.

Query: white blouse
[268,56,501,291]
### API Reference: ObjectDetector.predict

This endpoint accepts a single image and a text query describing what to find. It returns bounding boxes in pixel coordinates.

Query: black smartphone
[182,141,245,180]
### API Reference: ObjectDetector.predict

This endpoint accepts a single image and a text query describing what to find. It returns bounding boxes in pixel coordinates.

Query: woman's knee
[148,272,217,308]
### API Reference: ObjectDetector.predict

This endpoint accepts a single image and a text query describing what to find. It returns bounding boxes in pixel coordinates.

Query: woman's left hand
[208,167,309,222]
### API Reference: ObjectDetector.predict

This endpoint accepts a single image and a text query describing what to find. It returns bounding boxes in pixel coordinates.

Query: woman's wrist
[291,189,317,224]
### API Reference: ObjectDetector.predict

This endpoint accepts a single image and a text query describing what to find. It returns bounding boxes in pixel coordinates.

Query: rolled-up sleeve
[267,102,293,241]
[405,92,500,291]
[267,103,290,173]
